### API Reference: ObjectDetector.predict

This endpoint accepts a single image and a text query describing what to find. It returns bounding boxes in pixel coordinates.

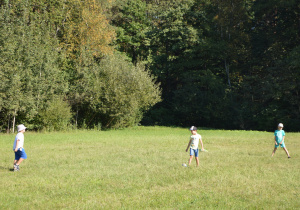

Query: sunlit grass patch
[0,127,299,209]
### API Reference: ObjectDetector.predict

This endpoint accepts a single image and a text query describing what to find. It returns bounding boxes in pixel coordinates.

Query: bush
[39,97,72,131]
[81,53,161,128]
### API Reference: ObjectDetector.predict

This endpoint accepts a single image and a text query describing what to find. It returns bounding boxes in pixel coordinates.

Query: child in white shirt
[13,124,27,171]
[185,126,204,166]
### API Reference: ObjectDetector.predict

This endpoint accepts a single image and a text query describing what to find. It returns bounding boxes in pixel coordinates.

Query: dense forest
[0,0,299,132]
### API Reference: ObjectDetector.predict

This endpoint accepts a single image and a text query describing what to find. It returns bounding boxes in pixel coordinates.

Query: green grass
[0,126,299,209]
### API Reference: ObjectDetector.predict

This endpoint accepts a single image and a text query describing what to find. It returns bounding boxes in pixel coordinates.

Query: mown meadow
[0,127,299,209]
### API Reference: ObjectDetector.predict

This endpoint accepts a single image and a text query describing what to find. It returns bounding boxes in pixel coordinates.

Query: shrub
[83,53,161,128]
[39,97,72,131]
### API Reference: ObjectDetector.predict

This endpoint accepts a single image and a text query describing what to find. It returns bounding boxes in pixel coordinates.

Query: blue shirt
[274,130,285,144]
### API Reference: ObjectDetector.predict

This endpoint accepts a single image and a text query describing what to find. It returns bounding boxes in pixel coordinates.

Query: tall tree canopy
[0,0,161,132]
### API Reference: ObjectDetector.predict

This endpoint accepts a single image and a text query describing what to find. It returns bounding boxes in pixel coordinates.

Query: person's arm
[274,136,278,145]
[14,140,20,152]
[186,140,191,152]
[199,137,204,150]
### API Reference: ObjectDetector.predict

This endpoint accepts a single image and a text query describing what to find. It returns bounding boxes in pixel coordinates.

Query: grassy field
[0,126,299,209]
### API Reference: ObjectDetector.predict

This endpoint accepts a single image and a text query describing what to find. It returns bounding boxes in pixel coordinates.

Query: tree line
[110,0,300,131]
[0,0,299,132]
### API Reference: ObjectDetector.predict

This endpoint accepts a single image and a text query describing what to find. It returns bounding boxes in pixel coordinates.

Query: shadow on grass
[0,166,14,171]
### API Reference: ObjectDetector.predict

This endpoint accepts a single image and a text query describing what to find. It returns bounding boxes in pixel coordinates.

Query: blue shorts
[14,149,27,160]
[275,141,285,148]
[190,148,199,157]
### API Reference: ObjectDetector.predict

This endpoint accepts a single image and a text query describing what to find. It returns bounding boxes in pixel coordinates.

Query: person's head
[17,124,27,133]
[277,123,284,130]
[189,126,197,135]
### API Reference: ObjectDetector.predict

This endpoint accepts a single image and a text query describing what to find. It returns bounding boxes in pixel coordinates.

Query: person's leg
[188,156,193,165]
[16,158,24,165]
[195,157,199,166]
[194,149,199,166]
[14,151,19,170]
[13,160,18,171]
[283,147,291,158]
[272,147,277,157]
[188,149,195,165]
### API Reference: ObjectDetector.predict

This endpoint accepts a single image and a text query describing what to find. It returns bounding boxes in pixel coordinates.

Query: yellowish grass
[0,127,299,209]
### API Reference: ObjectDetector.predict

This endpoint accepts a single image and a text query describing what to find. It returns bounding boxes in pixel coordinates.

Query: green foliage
[142,0,234,128]
[139,0,300,131]
[110,0,150,63]
[78,53,161,128]
[0,0,161,131]
[0,1,68,131]
[38,97,72,131]
[100,54,161,128]
[1,0,300,131]
[239,0,300,131]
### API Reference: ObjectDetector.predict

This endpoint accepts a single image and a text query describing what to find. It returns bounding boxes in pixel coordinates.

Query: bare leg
[195,157,199,166]
[16,158,24,165]
[13,159,19,171]
[283,147,290,157]
[272,148,277,157]
[188,156,193,165]
[13,160,17,169]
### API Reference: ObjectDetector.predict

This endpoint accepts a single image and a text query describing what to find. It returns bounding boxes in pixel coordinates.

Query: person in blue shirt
[271,123,291,158]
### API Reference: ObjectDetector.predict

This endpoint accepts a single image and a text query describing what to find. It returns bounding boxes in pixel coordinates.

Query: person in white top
[13,124,27,171]
[185,126,204,166]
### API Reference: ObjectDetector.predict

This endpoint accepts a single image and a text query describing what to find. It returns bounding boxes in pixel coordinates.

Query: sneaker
[14,164,20,172]
[288,156,291,159]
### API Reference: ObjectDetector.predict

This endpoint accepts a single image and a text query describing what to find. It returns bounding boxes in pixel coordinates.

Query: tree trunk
[12,110,16,133]
[225,59,231,88]
[75,107,78,128]
[7,114,10,134]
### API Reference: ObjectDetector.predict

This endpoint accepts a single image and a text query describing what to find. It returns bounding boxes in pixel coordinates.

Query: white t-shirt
[13,132,24,150]
[190,133,201,149]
